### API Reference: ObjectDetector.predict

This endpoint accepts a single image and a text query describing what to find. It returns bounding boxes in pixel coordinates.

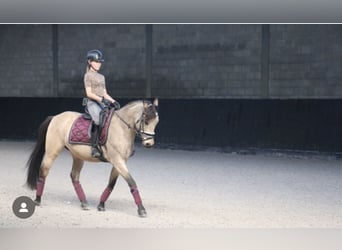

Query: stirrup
[91,147,101,158]
[91,146,108,162]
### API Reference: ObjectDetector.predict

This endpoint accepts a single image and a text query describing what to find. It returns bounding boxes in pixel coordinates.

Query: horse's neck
[107,102,143,159]
[116,101,144,126]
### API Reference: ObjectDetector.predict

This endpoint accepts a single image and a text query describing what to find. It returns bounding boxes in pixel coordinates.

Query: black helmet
[87,49,104,62]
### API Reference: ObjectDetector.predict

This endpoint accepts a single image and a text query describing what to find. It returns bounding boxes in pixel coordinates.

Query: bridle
[136,112,156,141]
[114,101,157,142]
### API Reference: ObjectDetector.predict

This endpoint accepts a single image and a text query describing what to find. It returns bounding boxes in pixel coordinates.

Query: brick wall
[58,24,147,98]
[152,25,262,98]
[269,24,342,98]
[0,25,54,97]
[0,24,342,99]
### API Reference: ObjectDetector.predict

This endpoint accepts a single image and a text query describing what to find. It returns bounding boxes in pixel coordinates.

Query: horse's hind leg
[35,156,54,205]
[97,167,119,211]
[35,146,63,205]
[70,156,89,210]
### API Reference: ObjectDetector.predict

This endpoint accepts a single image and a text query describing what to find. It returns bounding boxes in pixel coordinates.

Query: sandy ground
[1,140,342,228]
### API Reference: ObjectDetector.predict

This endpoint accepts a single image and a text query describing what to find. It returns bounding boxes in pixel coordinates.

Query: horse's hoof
[34,196,41,206]
[138,209,147,218]
[97,204,106,212]
[138,205,147,218]
[81,201,90,210]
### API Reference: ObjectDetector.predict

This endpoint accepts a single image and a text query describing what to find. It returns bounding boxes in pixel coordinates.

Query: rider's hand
[101,98,112,109]
[110,101,121,110]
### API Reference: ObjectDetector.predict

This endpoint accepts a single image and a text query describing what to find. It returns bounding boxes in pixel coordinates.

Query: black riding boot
[90,124,101,158]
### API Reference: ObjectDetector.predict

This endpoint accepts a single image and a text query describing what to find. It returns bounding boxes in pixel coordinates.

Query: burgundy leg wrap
[72,181,86,202]
[100,187,113,203]
[36,177,45,197]
[130,187,142,205]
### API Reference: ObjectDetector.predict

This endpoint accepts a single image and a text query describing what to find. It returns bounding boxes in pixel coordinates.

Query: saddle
[69,109,114,146]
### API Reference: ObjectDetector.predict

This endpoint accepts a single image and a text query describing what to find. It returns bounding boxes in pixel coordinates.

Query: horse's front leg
[124,173,146,217]
[100,159,147,217]
[128,176,147,218]
[97,167,119,211]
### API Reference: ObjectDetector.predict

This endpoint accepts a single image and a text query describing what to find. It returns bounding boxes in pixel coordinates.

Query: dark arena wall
[1,24,342,153]
[1,97,342,153]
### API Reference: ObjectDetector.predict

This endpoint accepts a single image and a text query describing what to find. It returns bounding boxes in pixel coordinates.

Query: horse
[26,99,159,217]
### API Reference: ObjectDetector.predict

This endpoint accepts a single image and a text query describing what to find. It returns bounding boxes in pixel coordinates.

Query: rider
[84,49,120,158]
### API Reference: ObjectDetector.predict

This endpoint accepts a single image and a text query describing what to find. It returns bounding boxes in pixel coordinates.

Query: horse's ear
[153,98,159,107]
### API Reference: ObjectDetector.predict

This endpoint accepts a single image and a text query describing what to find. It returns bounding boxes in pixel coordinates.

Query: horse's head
[139,98,159,148]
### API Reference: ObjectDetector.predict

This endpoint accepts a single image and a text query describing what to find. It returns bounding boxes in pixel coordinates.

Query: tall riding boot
[90,124,101,158]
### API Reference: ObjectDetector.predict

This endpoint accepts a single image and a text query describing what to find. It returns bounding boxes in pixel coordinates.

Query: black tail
[26,116,53,190]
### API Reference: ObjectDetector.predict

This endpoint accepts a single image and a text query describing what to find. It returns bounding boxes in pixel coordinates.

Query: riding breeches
[86,99,102,125]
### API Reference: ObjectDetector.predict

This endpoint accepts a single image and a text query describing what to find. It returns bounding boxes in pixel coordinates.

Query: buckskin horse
[26,99,159,217]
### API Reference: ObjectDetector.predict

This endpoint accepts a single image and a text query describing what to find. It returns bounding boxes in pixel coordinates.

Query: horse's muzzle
[142,138,155,148]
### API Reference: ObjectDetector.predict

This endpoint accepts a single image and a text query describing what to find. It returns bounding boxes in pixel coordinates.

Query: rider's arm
[103,88,116,104]
[85,86,103,103]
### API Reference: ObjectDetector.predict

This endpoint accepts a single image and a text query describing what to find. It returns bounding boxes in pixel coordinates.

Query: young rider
[84,49,120,158]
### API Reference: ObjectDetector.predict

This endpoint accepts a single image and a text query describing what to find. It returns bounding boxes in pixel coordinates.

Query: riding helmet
[87,49,104,62]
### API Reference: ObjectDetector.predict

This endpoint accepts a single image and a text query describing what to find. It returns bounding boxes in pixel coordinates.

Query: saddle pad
[69,110,114,146]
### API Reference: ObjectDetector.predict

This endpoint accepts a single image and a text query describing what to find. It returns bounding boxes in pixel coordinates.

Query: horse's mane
[123,100,144,108]
[120,100,157,121]
[121,100,152,110]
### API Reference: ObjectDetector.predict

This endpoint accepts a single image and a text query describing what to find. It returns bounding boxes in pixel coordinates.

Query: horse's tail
[26,116,53,190]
